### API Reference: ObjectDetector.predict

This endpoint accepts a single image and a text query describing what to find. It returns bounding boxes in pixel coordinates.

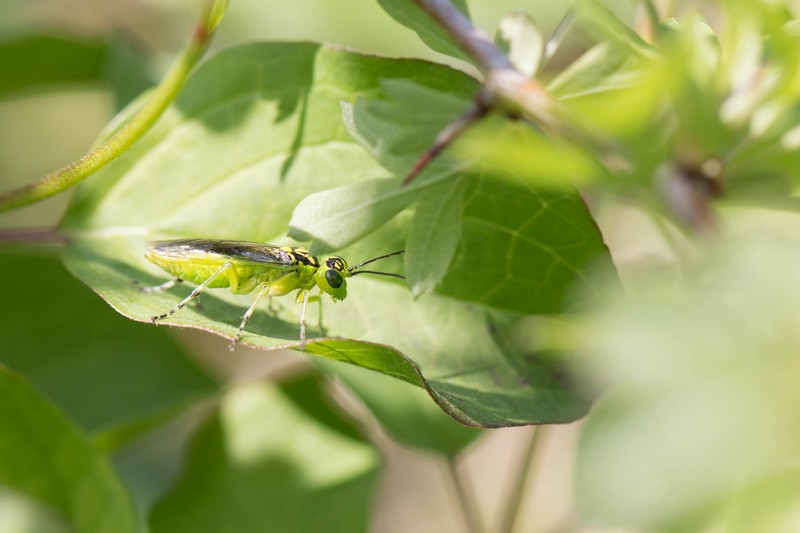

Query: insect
[141,239,404,350]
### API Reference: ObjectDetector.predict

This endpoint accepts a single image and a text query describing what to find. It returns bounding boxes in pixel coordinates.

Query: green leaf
[0,367,141,533]
[290,81,474,251]
[405,175,465,296]
[0,487,71,533]
[105,39,156,110]
[726,467,800,533]
[317,360,482,456]
[341,78,476,175]
[576,0,655,60]
[63,233,589,427]
[0,249,216,439]
[455,119,603,188]
[206,0,229,34]
[0,35,106,96]
[323,79,614,313]
[303,339,423,388]
[546,42,632,99]
[0,35,152,109]
[149,379,379,533]
[376,0,472,60]
[288,177,417,252]
[60,43,594,427]
[437,172,610,314]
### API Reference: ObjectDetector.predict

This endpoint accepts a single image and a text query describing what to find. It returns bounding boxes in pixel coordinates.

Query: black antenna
[350,270,405,280]
[348,250,404,273]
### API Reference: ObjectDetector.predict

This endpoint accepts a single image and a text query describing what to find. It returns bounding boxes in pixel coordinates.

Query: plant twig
[417,0,515,73]
[414,0,559,128]
[656,160,723,236]
[0,0,228,214]
[642,0,662,32]
[405,0,613,186]
[445,457,485,533]
[498,427,545,533]
[541,8,577,68]
[402,97,490,185]
[0,227,68,244]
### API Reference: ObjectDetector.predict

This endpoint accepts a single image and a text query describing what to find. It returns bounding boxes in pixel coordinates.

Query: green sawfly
[141,239,404,349]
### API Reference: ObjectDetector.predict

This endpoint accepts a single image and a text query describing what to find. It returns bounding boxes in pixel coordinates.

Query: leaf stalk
[0,0,228,214]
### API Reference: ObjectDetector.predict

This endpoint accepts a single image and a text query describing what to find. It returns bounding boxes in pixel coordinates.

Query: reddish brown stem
[403,98,490,186]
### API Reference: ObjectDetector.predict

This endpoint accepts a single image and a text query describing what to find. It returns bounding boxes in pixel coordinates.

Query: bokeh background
[0,1,702,532]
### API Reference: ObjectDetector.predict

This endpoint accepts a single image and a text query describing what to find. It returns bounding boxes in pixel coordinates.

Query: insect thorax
[288,247,319,268]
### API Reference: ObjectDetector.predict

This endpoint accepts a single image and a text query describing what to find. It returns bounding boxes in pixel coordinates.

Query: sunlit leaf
[289,176,417,252]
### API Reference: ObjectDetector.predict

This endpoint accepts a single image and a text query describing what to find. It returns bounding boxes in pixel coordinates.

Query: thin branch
[656,161,723,236]
[642,0,662,32]
[445,457,485,533]
[0,227,68,244]
[402,97,489,185]
[414,0,559,128]
[403,0,565,185]
[406,0,615,187]
[416,0,515,74]
[541,8,577,68]
[0,0,228,214]
[497,427,545,533]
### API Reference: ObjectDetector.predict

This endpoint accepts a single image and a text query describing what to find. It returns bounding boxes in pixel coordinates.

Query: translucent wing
[147,239,300,266]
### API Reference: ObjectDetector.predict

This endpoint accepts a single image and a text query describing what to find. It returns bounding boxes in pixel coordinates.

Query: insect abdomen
[145,246,268,290]
[146,249,223,286]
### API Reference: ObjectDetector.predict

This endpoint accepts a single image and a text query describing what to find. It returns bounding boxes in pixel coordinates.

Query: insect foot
[150,310,171,324]
[137,278,182,293]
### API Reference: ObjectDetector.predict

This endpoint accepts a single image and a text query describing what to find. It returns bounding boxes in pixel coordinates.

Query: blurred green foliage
[3,0,800,532]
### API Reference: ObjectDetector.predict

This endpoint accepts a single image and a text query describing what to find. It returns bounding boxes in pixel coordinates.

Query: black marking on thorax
[292,248,319,267]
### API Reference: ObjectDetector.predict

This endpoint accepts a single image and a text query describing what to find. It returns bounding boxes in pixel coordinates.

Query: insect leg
[151,262,233,323]
[137,278,183,293]
[300,293,324,341]
[229,283,270,352]
[315,290,326,336]
[299,290,309,349]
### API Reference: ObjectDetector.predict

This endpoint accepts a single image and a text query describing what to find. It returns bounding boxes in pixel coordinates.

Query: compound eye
[325,269,343,289]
